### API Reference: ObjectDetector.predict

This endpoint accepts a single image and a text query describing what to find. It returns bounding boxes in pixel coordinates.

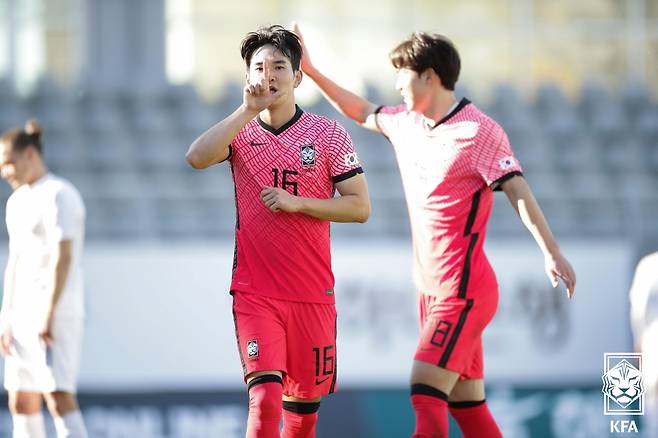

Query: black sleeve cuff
[490,171,523,191]
[217,145,232,164]
[373,105,390,140]
[332,167,364,183]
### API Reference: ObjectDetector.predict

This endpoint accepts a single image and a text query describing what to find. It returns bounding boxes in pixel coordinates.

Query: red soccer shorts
[232,291,338,399]
[414,291,498,380]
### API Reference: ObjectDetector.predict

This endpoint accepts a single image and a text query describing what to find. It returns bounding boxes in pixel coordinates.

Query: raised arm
[186,65,282,169]
[501,175,576,298]
[293,23,380,132]
[260,173,370,223]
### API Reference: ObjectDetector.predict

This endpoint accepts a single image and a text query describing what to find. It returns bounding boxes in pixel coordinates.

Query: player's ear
[293,69,303,88]
[421,68,435,85]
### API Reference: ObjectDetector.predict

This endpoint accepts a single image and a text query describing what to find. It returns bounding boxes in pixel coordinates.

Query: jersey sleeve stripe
[490,170,523,191]
[373,105,390,140]
[219,144,233,163]
[332,167,364,183]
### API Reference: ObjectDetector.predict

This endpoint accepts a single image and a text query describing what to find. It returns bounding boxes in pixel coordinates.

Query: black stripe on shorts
[438,299,474,368]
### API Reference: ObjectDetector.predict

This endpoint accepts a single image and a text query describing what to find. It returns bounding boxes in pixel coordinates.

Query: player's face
[395,68,430,113]
[247,45,301,107]
[0,142,28,190]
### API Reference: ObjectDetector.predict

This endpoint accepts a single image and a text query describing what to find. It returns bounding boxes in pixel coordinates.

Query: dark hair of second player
[389,32,461,91]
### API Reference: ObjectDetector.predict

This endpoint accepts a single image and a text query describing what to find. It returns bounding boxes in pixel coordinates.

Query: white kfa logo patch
[498,156,516,170]
[602,353,645,416]
[344,152,360,167]
[300,144,316,167]
[247,339,259,359]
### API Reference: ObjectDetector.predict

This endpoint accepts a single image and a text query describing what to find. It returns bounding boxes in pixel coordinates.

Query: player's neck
[259,100,298,130]
[26,164,48,186]
[423,91,457,125]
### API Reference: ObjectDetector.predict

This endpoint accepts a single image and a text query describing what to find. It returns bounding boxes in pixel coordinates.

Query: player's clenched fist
[260,186,301,213]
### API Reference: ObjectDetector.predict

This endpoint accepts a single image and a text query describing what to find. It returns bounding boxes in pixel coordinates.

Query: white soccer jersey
[5,173,85,327]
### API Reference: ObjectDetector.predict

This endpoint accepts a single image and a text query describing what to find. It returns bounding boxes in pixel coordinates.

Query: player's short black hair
[389,32,461,90]
[240,24,303,71]
[0,119,43,155]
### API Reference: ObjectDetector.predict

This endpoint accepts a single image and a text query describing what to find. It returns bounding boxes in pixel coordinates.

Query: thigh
[50,318,84,393]
[414,293,496,378]
[232,292,288,380]
[284,302,337,399]
[449,378,486,402]
[4,328,48,393]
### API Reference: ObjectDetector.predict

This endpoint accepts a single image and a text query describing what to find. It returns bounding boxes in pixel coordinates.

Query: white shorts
[4,317,83,393]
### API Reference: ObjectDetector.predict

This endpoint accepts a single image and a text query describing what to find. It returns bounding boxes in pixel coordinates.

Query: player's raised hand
[244,62,282,113]
[0,327,13,357]
[260,187,301,213]
[545,252,576,299]
[291,22,314,73]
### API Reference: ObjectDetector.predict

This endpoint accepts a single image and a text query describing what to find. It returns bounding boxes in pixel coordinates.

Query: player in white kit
[0,120,88,438]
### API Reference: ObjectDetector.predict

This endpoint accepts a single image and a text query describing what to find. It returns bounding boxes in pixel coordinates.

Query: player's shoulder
[299,110,337,129]
[6,185,27,208]
[636,252,658,277]
[460,101,502,129]
[41,174,84,205]
[298,110,345,140]
[377,103,407,117]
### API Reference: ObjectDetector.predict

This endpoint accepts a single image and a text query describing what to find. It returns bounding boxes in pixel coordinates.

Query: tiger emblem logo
[300,144,316,167]
[602,359,645,408]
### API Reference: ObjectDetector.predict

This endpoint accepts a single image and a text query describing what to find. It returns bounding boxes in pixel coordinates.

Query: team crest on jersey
[300,144,316,167]
[247,339,259,359]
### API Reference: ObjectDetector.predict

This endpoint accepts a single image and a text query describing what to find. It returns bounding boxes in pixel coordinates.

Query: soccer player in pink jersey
[185,25,370,438]
[294,25,576,438]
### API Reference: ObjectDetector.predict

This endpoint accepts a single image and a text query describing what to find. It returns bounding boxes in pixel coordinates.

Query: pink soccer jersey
[375,99,523,299]
[227,106,363,304]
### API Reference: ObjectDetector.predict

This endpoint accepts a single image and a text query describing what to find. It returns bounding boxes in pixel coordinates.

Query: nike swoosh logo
[250,140,267,146]
[315,376,331,385]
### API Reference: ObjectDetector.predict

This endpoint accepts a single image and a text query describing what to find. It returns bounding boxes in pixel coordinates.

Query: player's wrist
[239,103,260,119]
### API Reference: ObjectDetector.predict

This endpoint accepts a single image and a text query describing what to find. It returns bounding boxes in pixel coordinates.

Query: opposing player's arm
[294,23,380,132]
[39,240,73,345]
[48,240,73,315]
[260,173,370,223]
[0,250,17,356]
[501,175,576,298]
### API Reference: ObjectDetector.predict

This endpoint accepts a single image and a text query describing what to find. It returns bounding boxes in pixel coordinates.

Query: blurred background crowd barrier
[0,0,657,436]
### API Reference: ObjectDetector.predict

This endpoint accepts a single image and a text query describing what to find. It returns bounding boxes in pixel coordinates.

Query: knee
[9,393,42,415]
[248,375,283,417]
[44,392,78,417]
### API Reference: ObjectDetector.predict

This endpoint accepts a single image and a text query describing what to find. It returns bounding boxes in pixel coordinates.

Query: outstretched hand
[545,252,576,299]
[292,22,314,73]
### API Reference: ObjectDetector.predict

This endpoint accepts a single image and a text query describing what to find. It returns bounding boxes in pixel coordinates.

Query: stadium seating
[0,78,656,243]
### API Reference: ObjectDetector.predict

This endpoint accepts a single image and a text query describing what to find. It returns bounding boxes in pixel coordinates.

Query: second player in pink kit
[295,24,576,437]
[186,25,370,438]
